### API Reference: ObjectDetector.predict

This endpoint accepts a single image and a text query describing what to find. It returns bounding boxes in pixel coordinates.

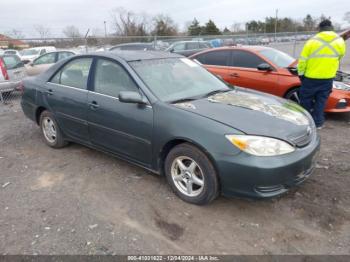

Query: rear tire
[39,110,67,148]
[164,143,219,205]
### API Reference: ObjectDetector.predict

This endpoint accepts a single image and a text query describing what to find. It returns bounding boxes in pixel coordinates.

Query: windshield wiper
[170,97,199,104]
[201,88,231,98]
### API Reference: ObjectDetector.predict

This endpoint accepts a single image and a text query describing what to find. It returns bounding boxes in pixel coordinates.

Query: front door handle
[46,89,54,96]
[230,73,239,78]
[89,101,99,109]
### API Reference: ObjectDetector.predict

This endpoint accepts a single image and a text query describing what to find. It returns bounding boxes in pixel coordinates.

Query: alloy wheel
[170,156,205,197]
[42,117,57,143]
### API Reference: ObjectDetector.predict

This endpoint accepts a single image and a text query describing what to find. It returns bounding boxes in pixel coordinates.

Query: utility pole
[104,21,107,38]
[274,9,278,42]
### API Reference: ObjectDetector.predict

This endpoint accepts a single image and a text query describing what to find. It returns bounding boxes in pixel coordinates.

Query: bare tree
[344,11,350,23]
[6,29,25,39]
[152,15,178,36]
[62,25,82,38]
[111,7,150,36]
[34,25,51,39]
[231,22,242,33]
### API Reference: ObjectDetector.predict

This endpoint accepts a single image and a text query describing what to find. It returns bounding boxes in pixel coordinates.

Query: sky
[0,0,349,37]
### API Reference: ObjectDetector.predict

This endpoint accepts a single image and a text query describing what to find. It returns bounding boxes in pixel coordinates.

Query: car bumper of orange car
[325,89,350,113]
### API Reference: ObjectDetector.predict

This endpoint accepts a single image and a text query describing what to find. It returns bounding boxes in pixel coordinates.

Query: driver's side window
[33,53,56,65]
[93,59,139,98]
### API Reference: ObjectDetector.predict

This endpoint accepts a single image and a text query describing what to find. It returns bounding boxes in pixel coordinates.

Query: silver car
[0,54,27,103]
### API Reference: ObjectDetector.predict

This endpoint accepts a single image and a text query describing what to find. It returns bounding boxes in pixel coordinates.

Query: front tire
[165,143,219,205]
[285,88,301,104]
[39,110,67,148]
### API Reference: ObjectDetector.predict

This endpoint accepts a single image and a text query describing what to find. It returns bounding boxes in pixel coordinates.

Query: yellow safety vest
[297,31,346,79]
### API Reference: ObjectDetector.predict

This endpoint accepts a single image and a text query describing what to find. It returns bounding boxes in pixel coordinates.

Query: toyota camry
[21,51,320,205]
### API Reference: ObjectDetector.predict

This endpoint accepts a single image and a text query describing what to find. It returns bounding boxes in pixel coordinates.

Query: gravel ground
[0,101,350,255]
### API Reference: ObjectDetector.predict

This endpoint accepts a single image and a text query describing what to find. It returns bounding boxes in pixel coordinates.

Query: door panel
[228,50,280,93]
[227,67,280,94]
[87,58,153,165]
[45,83,89,141]
[45,57,93,141]
[27,64,53,76]
[87,93,153,165]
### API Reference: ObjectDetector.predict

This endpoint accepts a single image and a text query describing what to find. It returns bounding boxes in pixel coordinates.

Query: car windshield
[258,49,295,68]
[130,58,230,102]
[4,50,16,55]
[20,49,39,56]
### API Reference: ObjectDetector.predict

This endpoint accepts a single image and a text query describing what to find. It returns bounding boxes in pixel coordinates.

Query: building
[0,34,29,49]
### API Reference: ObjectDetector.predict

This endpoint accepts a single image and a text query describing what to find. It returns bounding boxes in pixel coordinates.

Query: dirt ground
[0,101,349,255]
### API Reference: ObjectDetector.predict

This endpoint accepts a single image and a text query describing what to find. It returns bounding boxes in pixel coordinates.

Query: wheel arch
[35,106,47,125]
[158,138,220,183]
[284,85,300,98]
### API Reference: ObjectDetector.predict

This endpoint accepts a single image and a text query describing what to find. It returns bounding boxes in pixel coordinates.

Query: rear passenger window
[93,59,138,97]
[231,50,265,68]
[51,58,92,89]
[194,51,230,66]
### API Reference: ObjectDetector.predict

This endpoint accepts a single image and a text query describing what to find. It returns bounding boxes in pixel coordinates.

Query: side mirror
[118,91,148,105]
[257,63,273,71]
[169,48,174,53]
[29,62,34,67]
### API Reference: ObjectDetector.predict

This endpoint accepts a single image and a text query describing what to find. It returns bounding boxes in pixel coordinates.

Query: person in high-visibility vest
[297,19,346,129]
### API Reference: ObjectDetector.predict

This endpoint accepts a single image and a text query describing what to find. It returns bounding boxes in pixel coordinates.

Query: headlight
[226,135,295,156]
[333,82,350,91]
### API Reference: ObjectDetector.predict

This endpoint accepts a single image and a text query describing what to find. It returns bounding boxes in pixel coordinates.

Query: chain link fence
[1,31,349,106]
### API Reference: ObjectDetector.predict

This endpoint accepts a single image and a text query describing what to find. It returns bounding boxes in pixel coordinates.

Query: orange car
[190,46,350,113]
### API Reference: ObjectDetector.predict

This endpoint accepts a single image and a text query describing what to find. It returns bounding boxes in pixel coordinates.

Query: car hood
[174,88,314,145]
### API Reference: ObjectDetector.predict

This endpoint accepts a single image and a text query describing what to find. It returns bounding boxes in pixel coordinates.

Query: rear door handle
[230,73,239,77]
[46,89,54,96]
[89,101,99,109]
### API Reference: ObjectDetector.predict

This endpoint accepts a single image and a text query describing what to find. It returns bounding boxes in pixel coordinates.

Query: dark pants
[299,77,333,127]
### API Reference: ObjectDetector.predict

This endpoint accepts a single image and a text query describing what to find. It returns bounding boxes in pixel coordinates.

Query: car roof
[113,42,153,47]
[173,40,208,44]
[212,45,273,51]
[102,50,182,62]
[189,45,275,58]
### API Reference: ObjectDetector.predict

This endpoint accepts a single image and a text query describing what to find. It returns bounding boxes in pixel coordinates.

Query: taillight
[18,81,25,94]
[0,58,9,80]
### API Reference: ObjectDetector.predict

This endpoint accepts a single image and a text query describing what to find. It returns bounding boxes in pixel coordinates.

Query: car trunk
[2,55,27,81]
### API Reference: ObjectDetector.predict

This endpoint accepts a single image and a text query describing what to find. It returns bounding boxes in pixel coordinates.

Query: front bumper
[214,133,320,198]
[325,89,350,113]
